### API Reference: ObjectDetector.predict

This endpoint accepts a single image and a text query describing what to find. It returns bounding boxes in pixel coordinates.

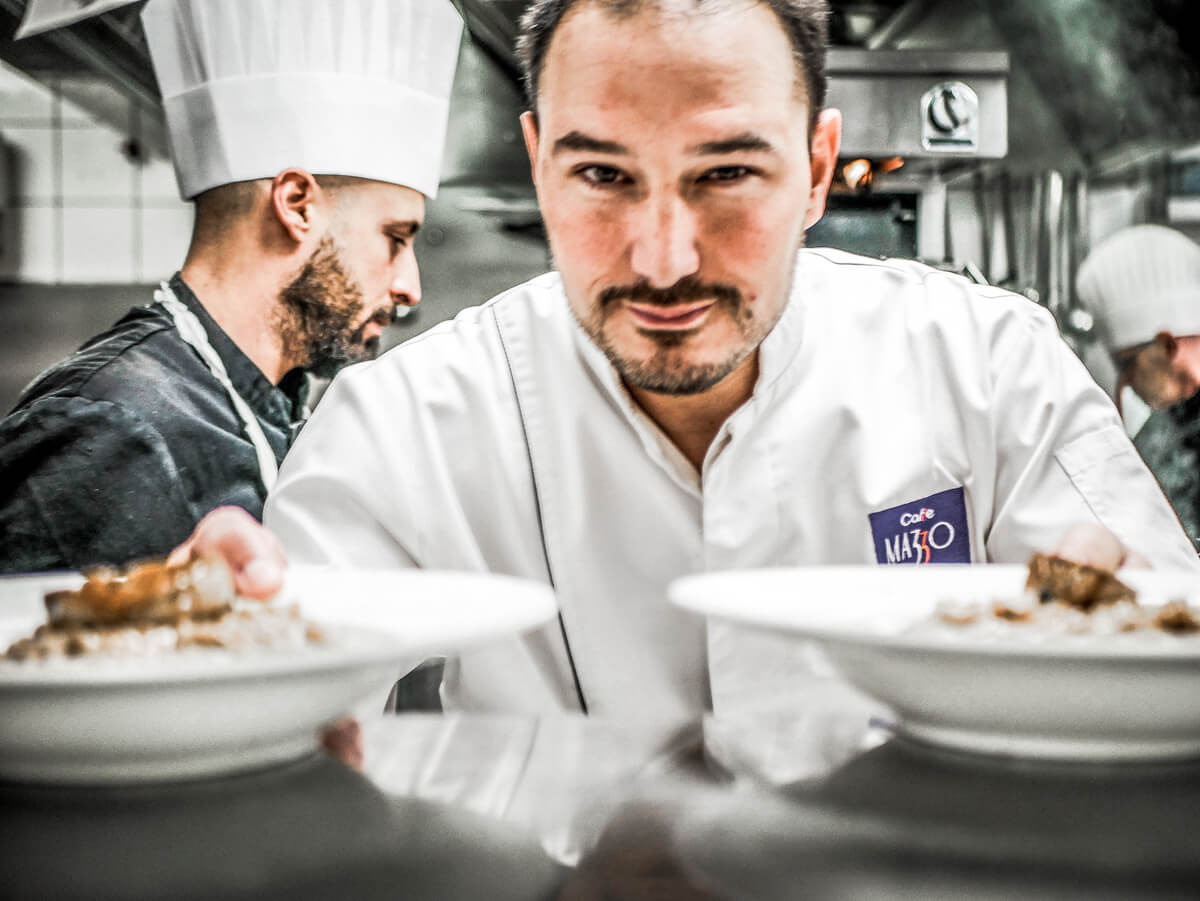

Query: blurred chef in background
[177,0,1198,723]
[1077,224,1200,549]
[0,0,462,575]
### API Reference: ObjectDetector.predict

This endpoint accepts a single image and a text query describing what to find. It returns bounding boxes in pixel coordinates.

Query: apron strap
[155,282,279,494]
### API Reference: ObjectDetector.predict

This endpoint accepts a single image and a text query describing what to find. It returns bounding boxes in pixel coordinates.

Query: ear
[804,108,842,231]
[520,111,541,189]
[1156,330,1179,359]
[270,169,323,245]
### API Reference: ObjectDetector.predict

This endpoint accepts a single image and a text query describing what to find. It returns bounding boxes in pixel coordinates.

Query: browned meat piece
[991,603,1034,623]
[44,556,236,628]
[5,557,323,663]
[936,608,980,626]
[1024,552,1137,612]
[1152,602,1200,634]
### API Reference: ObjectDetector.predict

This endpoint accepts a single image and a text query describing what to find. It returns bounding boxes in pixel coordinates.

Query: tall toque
[141,0,463,200]
[1076,224,1200,350]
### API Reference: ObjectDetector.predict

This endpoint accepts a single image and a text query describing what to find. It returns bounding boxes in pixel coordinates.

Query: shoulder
[0,393,198,572]
[1,392,173,456]
[797,247,1059,350]
[13,305,179,410]
[292,275,563,478]
[336,272,564,397]
[0,392,187,516]
[396,272,564,357]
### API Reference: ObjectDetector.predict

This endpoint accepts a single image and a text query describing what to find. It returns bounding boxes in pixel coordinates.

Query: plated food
[669,561,1200,761]
[5,556,325,662]
[926,553,1200,641]
[0,565,558,783]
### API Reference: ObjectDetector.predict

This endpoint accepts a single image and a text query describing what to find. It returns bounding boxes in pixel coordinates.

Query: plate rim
[1,567,560,687]
[668,565,1200,662]
[0,624,404,688]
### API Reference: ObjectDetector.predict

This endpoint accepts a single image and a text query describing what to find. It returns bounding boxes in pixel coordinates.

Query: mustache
[597,276,742,309]
[367,305,399,328]
[349,305,398,346]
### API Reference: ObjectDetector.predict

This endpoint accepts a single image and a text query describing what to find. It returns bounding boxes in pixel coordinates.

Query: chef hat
[141,0,462,200]
[1076,224,1200,351]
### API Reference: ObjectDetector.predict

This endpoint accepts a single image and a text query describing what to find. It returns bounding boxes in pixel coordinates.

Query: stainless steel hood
[3,0,1198,189]
[827,48,1008,160]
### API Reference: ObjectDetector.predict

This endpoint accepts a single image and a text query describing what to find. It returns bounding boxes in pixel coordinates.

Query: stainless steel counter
[3,703,1199,899]
[360,708,1200,899]
[0,750,563,900]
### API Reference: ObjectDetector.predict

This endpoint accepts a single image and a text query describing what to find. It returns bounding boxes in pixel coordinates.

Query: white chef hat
[141,0,463,200]
[1076,224,1200,351]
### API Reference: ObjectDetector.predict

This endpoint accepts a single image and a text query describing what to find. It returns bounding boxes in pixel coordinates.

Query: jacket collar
[169,273,309,428]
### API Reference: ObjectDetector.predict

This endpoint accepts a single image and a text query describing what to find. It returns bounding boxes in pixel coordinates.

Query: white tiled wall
[0,60,194,284]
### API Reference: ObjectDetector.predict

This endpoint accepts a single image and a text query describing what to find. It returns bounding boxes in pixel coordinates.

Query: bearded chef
[176,0,1200,722]
[1077,224,1200,550]
[0,0,462,574]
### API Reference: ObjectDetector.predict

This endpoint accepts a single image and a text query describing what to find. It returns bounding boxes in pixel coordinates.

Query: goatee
[276,236,390,379]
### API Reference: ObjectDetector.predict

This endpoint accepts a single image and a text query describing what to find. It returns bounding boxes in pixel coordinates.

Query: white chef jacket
[265,248,1199,721]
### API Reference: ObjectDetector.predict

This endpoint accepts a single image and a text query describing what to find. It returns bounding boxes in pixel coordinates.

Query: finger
[165,540,193,568]
[1052,522,1125,572]
[169,507,287,599]
[1122,548,1151,569]
[320,716,364,771]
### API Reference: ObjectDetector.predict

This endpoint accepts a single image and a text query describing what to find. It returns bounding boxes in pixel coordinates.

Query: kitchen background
[1,0,1199,419]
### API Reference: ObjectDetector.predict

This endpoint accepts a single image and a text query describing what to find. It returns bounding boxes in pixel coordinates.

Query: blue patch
[869,486,971,565]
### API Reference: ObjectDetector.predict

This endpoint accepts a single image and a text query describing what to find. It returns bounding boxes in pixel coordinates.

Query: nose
[629,192,700,288]
[390,251,421,307]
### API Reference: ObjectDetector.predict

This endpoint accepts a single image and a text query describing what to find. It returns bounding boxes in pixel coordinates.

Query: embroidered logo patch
[869,486,971,565]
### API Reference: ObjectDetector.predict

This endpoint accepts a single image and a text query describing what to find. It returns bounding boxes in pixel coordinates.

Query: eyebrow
[552,131,629,156]
[385,220,421,237]
[551,129,777,157]
[691,132,776,155]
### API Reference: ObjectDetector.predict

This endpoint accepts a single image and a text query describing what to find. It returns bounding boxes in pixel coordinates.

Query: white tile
[61,126,136,203]
[139,205,194,281]
[3,127,56,203]
[56,76,132,128]
[133,105,181,204]
[0,206,58,283]
[62,207,136,283]
[139,152,184,204]
[0,63,54,121]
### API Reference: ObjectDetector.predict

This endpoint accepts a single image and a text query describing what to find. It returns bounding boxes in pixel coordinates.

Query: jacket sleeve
[263,361,423,570]
[0,396,202,573]
[983,305,1199,569]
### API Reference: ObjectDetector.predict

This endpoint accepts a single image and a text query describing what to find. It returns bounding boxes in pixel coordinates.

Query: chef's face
[279,180,423,378]
[521,0,838,396]
[1116,335,1196,410]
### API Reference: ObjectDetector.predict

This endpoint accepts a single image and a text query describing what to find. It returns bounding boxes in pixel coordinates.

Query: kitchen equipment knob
[928,84,971,133]
[920,81,980,152]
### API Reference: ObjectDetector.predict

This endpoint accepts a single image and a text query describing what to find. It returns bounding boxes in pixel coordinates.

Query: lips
[625,301,715,331]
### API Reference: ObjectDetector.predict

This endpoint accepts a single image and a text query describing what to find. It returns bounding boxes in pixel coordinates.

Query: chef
[0,0,462,574]
[1077,224,1200,549]
[176,0,1200,721]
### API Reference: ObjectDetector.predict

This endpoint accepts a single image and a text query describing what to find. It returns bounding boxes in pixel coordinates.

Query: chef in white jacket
[178,0,1199,722]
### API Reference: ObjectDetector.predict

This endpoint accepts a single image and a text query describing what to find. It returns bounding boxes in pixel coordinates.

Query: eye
[577,165,628,187]
[387,235,408,258]
[700,165,752,184]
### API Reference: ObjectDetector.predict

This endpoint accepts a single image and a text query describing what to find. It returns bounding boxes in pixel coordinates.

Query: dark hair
[516,0,830,130]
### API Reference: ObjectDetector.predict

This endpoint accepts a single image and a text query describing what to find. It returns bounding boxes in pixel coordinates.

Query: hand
[320,716,364,771]
[558,801,722,901]
[167,506,287,599]
[1052,522,1149,570]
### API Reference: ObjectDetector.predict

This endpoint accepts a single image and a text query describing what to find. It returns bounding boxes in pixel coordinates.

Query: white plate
[670,565,1200,761]
[0,568,557,784]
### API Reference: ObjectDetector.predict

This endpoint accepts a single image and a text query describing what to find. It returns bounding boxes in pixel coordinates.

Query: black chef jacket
[0,274,309,574]
[1134,388,1200,552]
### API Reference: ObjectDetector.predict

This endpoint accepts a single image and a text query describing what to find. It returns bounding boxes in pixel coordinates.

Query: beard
[276,236,395,379]
[575,274,765,396]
